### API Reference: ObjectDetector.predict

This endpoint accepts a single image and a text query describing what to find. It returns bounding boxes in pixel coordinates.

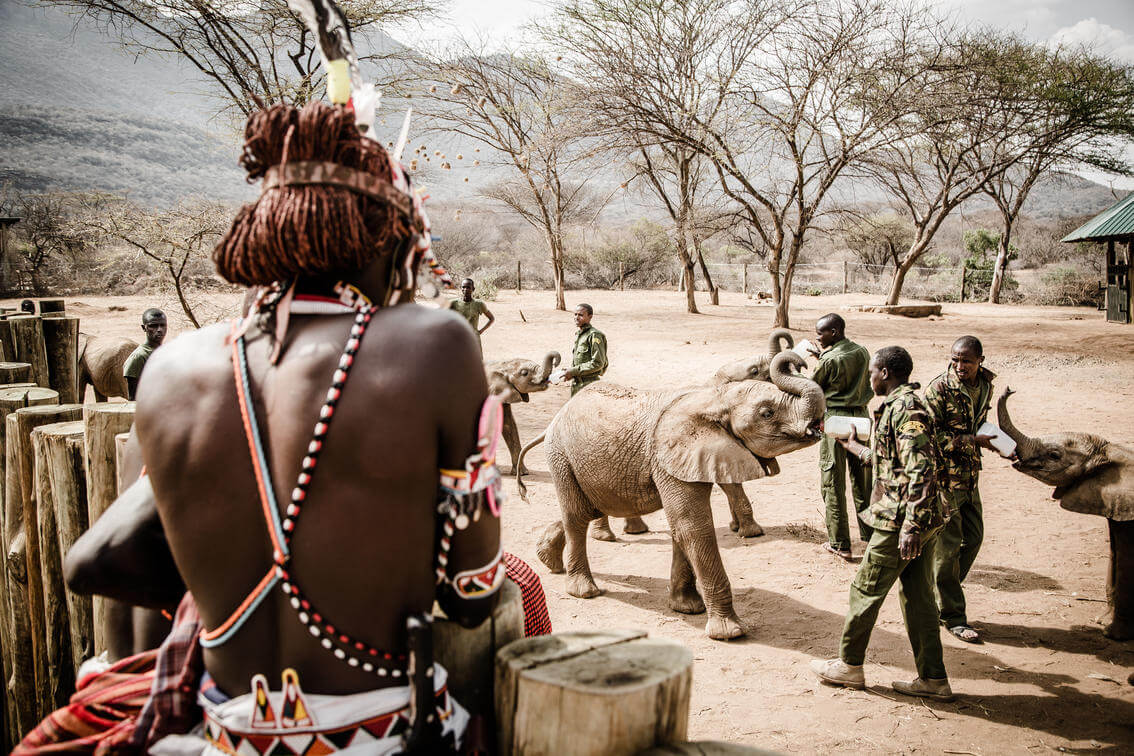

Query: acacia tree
[547,0,757,313]
[1,192,100,294]
[575,0,944,327]
[984,45,1134,302]
[420,46,603,310]
[41,0,439,118]
[840,212,915,272]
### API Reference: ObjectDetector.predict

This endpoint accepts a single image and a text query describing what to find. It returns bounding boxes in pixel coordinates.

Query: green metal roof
[1062,191,1134,243]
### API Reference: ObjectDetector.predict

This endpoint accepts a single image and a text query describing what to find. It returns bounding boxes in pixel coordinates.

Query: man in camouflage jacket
[924,335,996,643]
[564,303,608,396]
[811,346,954,701]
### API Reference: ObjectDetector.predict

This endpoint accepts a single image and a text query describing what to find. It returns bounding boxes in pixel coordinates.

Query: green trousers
[820,408,872,551]
[839,528,947,681]
[571,376,600,396]
[933,485,984,628]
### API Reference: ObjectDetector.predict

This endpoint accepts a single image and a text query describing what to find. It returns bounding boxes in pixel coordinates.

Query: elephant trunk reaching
[538,351,562,384]
[770,352,824,434]
[996,388,1040,462]
[767,328,794,358]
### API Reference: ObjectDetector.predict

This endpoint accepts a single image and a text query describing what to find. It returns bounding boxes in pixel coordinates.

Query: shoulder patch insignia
[899,420,927,436]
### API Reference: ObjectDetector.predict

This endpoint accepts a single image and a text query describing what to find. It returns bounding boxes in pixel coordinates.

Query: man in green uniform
[448,278,495,350]
[810,313,873,560]
[925,335,996,643]
[563,303,607,396]
[123,308,167,400]
[811,346,954,701]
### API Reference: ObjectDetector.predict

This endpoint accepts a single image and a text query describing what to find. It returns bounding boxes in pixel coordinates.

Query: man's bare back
[136,302,493,696]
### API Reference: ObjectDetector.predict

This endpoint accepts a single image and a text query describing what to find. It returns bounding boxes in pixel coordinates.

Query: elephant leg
[536,520,566,574]
[551,456,602,598]
[623,515,649,534]
[501,404,526,475]
[669,537,706,615]
[659,477,744,640]
[1103,519,1134,641]
[589,515,618,542]
[719,483,763,538]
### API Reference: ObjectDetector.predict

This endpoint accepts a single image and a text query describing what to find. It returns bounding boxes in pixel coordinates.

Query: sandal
[948,625,980,643]
[822,543,853,561]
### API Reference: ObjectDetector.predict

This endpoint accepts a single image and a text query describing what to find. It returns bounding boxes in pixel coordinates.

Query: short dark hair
[19,300,35,314]
[461,277,475,287]
[142,308,166,324]
[874,345,913,383]
[952,335,982,356]
[576,303,593,316]
[817,313,845,332]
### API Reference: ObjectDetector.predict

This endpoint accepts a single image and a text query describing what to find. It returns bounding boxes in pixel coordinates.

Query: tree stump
[0,363,31,385]
[8,317,50,389]
[33,425,77,713]
[0,388,57,747]
[495,630,693,756]
[433,579,524,711]
[40,421,91,683]
[83,403,135,654]
[41,317,79,404]
[36,300,65,317]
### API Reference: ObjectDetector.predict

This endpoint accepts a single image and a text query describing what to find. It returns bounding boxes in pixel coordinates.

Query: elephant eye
[520,370,529,376]
[1048,450,1062,460]
[759,407,774,419]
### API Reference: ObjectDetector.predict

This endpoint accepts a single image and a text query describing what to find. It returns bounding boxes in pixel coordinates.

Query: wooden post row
[83,403,135,655]
[41,317,79,404]
[7,317,50,390]
[495,630,693,756]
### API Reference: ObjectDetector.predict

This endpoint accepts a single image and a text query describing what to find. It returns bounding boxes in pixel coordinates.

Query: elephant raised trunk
[996,388,1040,462]
[537,351,562,384]
[770,352,824,432]
[767,328,794,357]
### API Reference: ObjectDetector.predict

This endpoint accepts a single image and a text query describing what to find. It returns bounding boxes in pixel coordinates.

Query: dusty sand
[32,289,1134,754]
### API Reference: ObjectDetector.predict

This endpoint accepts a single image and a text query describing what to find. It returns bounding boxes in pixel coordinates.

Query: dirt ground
[35,289,1134,754]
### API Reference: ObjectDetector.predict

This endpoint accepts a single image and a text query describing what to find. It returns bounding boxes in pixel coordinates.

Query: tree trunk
[694,242,718,306]
[773,264,795,329]
[988,221,1013,304]
[550,236,566,312]
[886,262,913,305]
[681,261,698,313]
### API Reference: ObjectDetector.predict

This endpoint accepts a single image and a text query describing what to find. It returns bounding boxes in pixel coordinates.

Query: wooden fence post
[33,424,78,712]
[959,265,967,303]
[517,260,522,292]
[843,260,849,294]
[433,579,523,710]
[41,317,79,404]
[0,388,58,748]
[742,263,748,295]
[83,403,135,654]
[41,422,90,681]
[619,262,625,291]
[495,630,693,756]
[0,364,31,385]
[36,300,64,317]
[8,318,49,389]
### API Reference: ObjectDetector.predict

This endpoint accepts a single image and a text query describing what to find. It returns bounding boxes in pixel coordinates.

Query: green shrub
[806,286,822,296]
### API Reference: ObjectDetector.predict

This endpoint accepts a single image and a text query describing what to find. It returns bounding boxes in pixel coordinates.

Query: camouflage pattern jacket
[571,324,608,394]
[866,383,948,534]
[924,365,995,489]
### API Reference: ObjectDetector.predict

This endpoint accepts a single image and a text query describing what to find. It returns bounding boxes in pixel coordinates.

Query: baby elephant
[998,389,1134,641]
[520,352,824,640]
[486,351,561,474]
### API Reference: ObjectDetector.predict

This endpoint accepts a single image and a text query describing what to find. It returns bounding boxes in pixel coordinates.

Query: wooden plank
[82,403,135,654]
[496,632,692,756]
[41,422,91,681]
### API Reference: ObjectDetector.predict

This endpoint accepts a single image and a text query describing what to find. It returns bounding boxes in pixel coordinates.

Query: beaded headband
[261,161,419,229]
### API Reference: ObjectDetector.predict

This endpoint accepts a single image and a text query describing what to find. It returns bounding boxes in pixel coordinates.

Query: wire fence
[694,260,967,301]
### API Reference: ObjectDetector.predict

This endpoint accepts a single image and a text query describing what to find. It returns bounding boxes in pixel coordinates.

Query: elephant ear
[487,372,523,404]
[1058,446,1134,521]
[653,390,767,484]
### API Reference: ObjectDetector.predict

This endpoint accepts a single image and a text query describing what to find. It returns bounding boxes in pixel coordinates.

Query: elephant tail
[515,430,546,503]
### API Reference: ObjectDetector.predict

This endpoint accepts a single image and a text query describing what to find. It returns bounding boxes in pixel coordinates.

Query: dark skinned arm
[126,376,138,400]
[434,318,501,628]
[478,306,495,335]
[63,430,184,609]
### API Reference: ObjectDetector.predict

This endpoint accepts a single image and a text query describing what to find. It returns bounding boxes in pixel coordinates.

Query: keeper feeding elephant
[520,351,825,640]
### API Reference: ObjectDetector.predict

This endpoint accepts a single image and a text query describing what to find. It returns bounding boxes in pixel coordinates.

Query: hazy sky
[396,0,1134,60]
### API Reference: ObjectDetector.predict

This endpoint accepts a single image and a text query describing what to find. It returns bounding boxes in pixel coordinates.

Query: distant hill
[0,0,1124,218]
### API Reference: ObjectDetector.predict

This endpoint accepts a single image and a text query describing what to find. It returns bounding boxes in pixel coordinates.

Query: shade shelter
[1062,192,1134,323]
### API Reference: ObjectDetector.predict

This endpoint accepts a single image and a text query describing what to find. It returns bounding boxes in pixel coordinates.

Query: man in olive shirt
[563,303,607,396]
[810,313,873,559]
[123,308,167,400]
[811,346,953,702]
[448,278,495,350]
[924,335,996,643]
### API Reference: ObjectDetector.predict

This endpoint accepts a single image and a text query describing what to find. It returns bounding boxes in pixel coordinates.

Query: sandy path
[30,289,1134,754]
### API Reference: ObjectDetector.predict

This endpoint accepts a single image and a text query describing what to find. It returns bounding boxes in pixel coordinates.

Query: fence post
[516,260,522,293]
[619,262,624,291]
[959,265,966,303]
[842,261,848,294]
[742,264,748,295]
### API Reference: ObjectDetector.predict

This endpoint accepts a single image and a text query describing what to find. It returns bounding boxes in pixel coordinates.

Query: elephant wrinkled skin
[998,389,1134,641]
[485,351,560,473]
[78,334,138,401]
[519,352,824,640]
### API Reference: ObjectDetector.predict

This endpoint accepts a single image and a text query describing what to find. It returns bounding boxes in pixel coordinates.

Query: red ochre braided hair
[213,101,413,288]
